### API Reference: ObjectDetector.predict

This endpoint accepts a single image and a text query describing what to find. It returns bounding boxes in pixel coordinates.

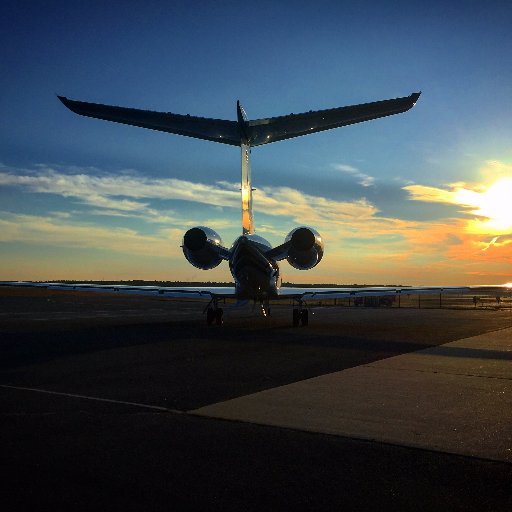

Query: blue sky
[1,0,512,284]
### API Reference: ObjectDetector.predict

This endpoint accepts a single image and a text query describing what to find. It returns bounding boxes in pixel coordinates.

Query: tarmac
[194,328,512,462]
[1,286,511,511]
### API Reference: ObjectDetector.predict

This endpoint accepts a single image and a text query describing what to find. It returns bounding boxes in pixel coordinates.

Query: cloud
[256,185,378,226]
[0,167,450,256]
[481,236,499,252]
[334,164,358,173]
[332,163,375,187]
[0,165,379,228]
[0,166,239,213]
[402,184,459,205]
[0,211,182,257]
[2,161,512,285]
[0,165,390,263]
[403,165,512,236]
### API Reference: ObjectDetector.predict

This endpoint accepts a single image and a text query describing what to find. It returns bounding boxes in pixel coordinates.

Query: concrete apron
[192,327,512,462]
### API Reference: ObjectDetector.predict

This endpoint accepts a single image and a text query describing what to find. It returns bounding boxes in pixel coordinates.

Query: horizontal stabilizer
[58,92,420,148]
[247,92,421,146]
[58,96,241,146]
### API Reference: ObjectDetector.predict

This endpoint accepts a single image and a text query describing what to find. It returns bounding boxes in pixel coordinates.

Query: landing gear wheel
[206,307,215,325]
[300,308,309,326]
[292,308,300,327]
[215,308,223,326]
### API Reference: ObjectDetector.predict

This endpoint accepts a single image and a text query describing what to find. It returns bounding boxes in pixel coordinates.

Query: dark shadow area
[0,321,440,410]
[1,408,511,512]
[0,320,436,368]
[1,290,511,410]
[1,319,510,411]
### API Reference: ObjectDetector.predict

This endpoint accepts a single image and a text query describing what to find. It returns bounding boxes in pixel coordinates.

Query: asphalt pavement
[1,287,511,511]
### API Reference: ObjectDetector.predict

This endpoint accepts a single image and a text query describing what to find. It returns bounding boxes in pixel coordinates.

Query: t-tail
[58,92,421,238]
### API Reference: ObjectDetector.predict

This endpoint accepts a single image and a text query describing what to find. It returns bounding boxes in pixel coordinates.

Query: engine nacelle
[285,227,324,270]
[182,226,224,270]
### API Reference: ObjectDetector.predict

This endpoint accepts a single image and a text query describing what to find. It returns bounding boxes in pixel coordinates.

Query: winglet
[57,95,77,114]
[410,91,421,106]
[237,100,250,145]
[237,100,248,124]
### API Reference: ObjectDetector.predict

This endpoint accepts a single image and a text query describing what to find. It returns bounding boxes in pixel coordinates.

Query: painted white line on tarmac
[0,384,183,414]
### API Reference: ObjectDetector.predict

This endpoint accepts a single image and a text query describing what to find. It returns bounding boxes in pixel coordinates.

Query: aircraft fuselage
[229,234,279,300]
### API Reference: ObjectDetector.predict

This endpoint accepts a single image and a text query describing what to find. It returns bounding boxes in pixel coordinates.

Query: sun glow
[456,177,512,234]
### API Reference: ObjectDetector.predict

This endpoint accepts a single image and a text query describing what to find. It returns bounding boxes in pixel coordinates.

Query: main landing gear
[292,301,309,327]
[206,307,223,325]
[260,299,271,318]
[204,298,223,326]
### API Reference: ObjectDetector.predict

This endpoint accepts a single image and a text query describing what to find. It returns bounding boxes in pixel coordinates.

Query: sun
[456,177,512,234]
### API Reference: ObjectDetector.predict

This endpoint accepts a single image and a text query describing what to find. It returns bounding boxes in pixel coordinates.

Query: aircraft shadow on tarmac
[2,319,510,371]
[0,321,429,366]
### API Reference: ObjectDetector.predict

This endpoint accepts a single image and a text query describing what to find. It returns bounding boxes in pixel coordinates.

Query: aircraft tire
[207,307,215,325]
[215,308,223,326]
[300,309,309,326]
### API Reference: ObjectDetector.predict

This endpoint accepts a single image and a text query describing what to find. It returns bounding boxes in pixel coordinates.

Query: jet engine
[285,227,324,270]
[182,226,226,270]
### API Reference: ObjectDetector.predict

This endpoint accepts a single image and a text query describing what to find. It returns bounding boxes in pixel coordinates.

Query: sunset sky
[1,0,512,285]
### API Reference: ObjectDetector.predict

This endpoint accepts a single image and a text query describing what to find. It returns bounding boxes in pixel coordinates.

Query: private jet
[8,91,499,326]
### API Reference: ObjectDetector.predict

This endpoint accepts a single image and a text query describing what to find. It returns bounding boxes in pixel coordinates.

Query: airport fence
[299,291,512,310]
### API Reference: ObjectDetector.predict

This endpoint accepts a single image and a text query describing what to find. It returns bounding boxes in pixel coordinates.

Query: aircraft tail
[237,101,254,234]
[58,93,421,237]
[241,142,254,234]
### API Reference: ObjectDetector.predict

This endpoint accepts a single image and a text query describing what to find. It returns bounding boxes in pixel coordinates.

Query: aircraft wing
[3,282,508,301]
[58,96,241,146]
[3,282,508,308]
[0,282,237,300]
[277,285,509,301]
[247,92,421,146]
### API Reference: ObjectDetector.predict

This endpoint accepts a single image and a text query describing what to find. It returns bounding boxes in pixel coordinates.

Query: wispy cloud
[0,166,239,214]
[332,163,375,187]
[403,164,512,236]
[0,211,182,257]
[256,185,378,225]
[0,165,379,228]
[334,164,359,173]
[2,162,512,284]
[401,160,512,271]
[402,184,459,205]
[481,236,499,252]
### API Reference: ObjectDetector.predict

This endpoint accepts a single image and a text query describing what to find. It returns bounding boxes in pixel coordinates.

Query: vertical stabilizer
[238,101,254,234]
[241,143,254,234]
